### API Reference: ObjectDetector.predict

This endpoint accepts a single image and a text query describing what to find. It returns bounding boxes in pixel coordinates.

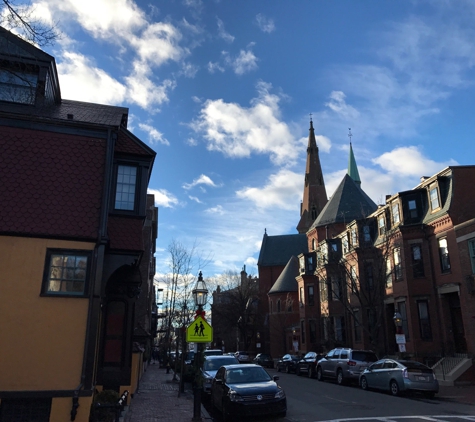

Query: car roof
[222,364,259,369]
[205,355,237,360]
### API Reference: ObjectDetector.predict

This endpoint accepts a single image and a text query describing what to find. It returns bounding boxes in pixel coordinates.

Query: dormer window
[0,65,38,105]
[408,199,418,219]
[378,215,386,236]
[429,184,440,211]
[115,164,137,211]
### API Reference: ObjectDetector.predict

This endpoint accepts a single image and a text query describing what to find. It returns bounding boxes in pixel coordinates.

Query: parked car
[359,359,439,398]
[276,354,300,374]
[234,351,251,363]
[296,351,323,378]
[202,355,239,395]
[204,349,224,357]
[252,353,274,368]
[210,364,286,421]
[316,348,378,385]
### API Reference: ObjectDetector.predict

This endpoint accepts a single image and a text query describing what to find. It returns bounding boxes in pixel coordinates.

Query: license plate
[417,376,427,381]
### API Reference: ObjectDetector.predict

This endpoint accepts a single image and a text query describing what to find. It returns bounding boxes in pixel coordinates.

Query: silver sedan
[359,359,439,398]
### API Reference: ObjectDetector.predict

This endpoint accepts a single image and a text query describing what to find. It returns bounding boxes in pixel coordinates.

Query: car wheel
[390,380,400,396]
[308,367,314,378]
[360,376,368,390]
[337,369,344,385]
[424,392,435,399]
[285,365,290,374]
[317,366,324,381]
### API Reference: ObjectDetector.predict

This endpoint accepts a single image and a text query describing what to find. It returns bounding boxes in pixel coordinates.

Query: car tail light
[347,361,356,366]
[403,369,408,379]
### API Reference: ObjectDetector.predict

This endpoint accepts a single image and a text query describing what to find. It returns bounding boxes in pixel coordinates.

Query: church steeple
[296,118,328,234]
[347,129,361,186]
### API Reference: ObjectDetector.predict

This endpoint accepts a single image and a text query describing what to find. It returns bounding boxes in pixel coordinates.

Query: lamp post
[192,271,208,422]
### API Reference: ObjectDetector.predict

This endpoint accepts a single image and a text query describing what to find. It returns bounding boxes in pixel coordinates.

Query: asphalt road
[203,368,475,422]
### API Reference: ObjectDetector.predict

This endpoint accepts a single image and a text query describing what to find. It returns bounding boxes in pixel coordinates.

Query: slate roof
[310,174,377,229]
[108,216,145,252]
[0,99,128,127]
[258,233,308,267]
[268,255,299,294]
[116,128,155,157]
[0,125,106,239]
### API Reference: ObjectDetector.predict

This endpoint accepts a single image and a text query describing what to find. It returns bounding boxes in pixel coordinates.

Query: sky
[19,0,475,280]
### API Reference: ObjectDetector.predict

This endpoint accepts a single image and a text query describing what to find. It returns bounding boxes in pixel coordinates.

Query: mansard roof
[268,255,299,294]
[258,232,308,267]
[310,174,377,229]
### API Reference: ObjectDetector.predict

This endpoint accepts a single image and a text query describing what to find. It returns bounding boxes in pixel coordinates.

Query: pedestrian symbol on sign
[186,316,213,343]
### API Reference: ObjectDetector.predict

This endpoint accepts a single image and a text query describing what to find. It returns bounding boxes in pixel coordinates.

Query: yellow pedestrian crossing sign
[186,316,213,343]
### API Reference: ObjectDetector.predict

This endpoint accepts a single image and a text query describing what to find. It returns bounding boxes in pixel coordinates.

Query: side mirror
[273,375,279,381]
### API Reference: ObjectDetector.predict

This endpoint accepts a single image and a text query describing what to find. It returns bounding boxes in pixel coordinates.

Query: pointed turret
[296,119,328,234]
[348,143,361,186]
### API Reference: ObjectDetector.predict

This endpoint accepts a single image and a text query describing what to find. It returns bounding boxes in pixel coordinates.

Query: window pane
[430,187,440,209]
[46,252,88,295]
[115,165,137,210]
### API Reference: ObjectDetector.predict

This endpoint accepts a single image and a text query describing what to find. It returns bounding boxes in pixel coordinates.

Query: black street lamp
[192,271,208,422]
[393,311,403,335]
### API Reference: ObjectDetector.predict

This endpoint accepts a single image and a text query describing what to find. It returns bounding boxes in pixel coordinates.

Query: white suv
[234,351,250,363]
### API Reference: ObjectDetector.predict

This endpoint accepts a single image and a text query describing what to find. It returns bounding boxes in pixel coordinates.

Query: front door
[447,293,467,353]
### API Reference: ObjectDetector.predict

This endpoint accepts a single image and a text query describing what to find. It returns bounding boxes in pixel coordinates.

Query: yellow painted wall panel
[0,236,95,391]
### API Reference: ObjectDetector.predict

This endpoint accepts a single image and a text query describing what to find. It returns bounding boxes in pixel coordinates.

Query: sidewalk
[123,363,211,422]
[438,383,475,406]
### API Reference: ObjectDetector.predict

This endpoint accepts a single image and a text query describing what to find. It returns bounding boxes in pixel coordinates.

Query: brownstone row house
[260,121,474,384]
[0,27,159,421]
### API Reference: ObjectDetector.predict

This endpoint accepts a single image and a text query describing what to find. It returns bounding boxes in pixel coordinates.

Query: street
[203,368,475,422]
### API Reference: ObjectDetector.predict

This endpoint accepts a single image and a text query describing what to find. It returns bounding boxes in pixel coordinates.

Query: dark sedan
[210,364,287,421]
[296,351,323,378]
[276,354,300,374]
[252,353,274,368]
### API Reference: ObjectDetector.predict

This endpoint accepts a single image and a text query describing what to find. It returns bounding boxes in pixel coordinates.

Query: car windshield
[226,367,271,384]
[352,351,378,362]
[203,358,238,371]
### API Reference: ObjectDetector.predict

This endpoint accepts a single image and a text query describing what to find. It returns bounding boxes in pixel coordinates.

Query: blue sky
[26,0,475,279]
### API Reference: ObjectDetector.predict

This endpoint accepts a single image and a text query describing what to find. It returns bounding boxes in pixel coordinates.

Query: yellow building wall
[0,236,95,391]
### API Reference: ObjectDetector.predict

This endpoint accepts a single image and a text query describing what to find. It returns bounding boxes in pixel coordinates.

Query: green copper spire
[347,129,361,185]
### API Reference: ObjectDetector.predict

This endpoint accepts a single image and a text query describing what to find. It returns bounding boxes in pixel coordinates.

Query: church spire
[296,117,328,234]
[347,128,361,186]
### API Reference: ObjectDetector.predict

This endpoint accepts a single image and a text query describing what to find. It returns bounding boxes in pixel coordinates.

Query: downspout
[71,128,116,420]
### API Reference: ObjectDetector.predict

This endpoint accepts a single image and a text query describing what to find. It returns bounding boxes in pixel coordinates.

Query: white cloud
[138,123,170,145]
[216,17,235,43]
[183,174,220,190]
[148,188,180,208]
[224,48,258,75]
[255,13,275,33]
[205,205,225,215]
[56,52,126,104]
[181,62,199,78]
[190,81,298,165]
[189,196,203,203]
[315,135,331,153]
[236,169,301,210]
[207,61,225,73]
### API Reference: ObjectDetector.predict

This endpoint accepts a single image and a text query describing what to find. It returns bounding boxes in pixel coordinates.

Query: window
[300,320,306,344]
[468,239,475,274]
[42,250,91,296]
[430,185,440,210]
[411,244,424,277]
[353,309,361,342]
[351,227,358,247]
[378,215,386,236]
[342,236,349,254]
[331,277,342,300]
[308,285,314,306]
[393,248,402,280]
[385,258,393,288]
[438,237,451,273]
[408,199,418,219]
[299,287,304,306]
[277,299,281,313]
[115,165,137,210]
[363,225,371,242]
[286,297,292,312]
[334,317,345,342]
[349,266,358,294]
[392,203,400,225]
[312,238,316,251]
[0,67,38,105]
[319,279,328,302]
[417,301,432,340]
[365,262,374,290]
[309,320,317,343]
[307,255,314,272]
